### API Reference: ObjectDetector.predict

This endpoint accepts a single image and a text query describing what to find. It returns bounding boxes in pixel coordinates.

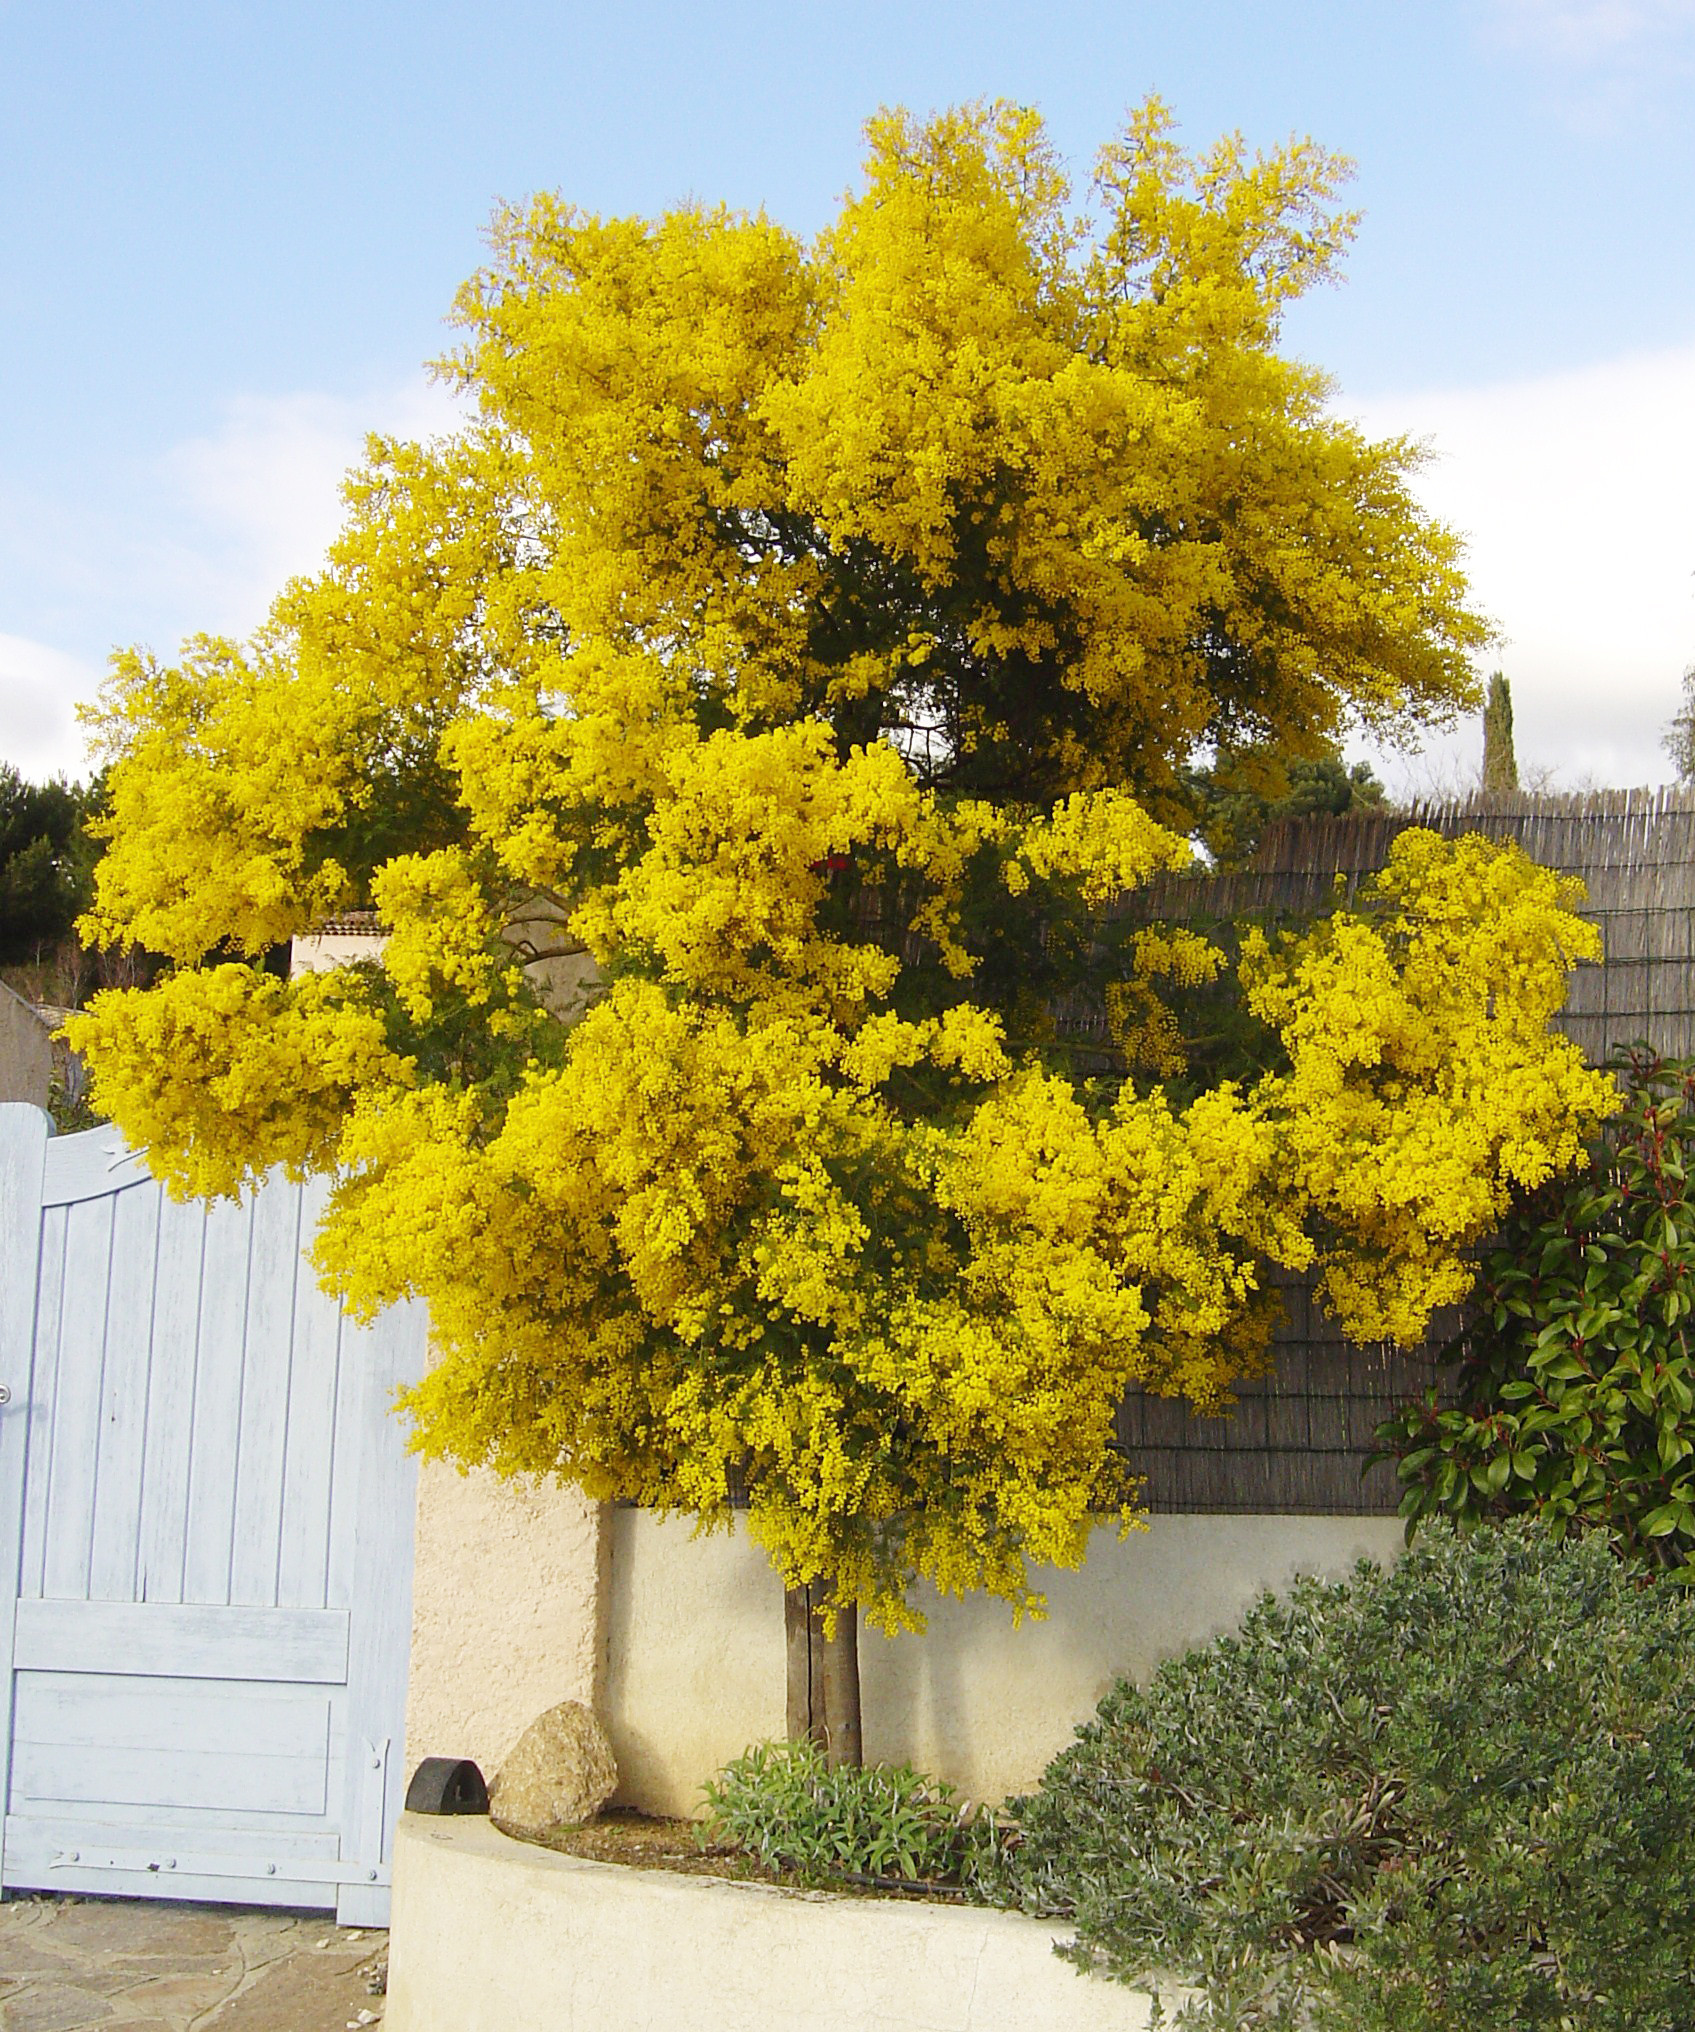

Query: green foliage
[701,1739,988,1885]
[1664,662,1695,784]
[0,767,163,1011]
[1184,745,1386,873]
[0,765,96,965]
[46,1064,102,1136]
[974,1522,1695,2029]
[1481,670,1519,795]
[1375,1046,1695,1569]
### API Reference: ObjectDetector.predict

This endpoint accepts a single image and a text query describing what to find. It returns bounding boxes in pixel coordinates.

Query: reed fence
[1121,787,1695,1514]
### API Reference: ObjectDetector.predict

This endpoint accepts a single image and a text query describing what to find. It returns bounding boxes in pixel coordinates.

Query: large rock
[489,1700,618,1841]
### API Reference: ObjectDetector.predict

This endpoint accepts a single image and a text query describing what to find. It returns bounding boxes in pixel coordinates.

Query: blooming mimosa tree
[69,102,1615,1759]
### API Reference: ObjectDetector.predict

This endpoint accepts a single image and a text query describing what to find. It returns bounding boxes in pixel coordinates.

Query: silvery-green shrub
[975,1522,1695,2030]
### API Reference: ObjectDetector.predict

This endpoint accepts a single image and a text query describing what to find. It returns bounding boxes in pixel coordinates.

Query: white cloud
[0,372,469,783]
[1490,0,1695,58]
[1483,0,1695,127]
[1342,344,1695,796]
[149,376,466,639]
[8,353,1691,804]
[0,634,102,782]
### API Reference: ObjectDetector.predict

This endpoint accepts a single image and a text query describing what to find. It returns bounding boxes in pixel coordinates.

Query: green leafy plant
[46,1068,101,1136]
[1375,1045,1695,1568]
[973,1521,1695,2029]
[0,764,95,966]
[701,1739,987,1886]
[1182,743,1387,873]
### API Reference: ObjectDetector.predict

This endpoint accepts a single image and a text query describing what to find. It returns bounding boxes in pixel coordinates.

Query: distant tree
[0,769,153,1011]
[1666,664,1695,785]
[1481,672,1519,795]
[1185,744,1387,872]
[0,766,96,966]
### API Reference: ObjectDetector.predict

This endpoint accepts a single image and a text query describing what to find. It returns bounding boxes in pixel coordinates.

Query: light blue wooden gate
[0,1104,426,1924]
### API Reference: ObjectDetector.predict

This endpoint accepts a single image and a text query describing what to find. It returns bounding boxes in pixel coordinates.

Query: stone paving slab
[0,1895,386,2032]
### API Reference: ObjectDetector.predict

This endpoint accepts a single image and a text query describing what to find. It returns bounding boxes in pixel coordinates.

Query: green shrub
[701,1738,985,1885]
[1375,1047,1695,1570]
[974,1522,1695,2030]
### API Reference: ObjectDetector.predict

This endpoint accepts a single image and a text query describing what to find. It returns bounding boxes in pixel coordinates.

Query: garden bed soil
[532,1808,779,1881]
[531,1808,968,1901]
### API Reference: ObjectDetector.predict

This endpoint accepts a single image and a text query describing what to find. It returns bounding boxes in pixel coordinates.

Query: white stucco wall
[404,1464,606,1782]
[290,923,602,1023]
[387,1814,1182,2032]
[289,930,388,976]
[604,1509,1404,1816]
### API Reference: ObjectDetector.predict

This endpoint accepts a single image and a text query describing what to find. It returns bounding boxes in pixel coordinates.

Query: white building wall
[600,1510,1404,1815]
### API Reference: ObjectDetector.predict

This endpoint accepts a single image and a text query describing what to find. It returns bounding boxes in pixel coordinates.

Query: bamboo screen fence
[1116,787,1695,1515]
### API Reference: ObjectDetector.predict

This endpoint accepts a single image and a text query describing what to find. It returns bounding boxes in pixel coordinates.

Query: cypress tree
[1482,672,1519,795]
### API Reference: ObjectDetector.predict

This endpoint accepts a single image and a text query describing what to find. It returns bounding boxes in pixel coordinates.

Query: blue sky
[4,0,1695,789]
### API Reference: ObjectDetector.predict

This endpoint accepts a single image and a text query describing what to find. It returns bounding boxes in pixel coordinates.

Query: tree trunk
[784,1580,862,1768]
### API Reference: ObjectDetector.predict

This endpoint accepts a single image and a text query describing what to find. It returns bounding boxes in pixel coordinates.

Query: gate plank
[16,1679,333,1761]
[4,1812,341,1861]
[12,1679,332,1815]
[16,1200,66,1603]
[136,1192,209,1604]
[41,1194,117,1600]
[12,1599,349,1682]
[182,1194,254,1605]
[278,1182,343,1611]
[231,1182,305,1606]
[336,1297,427,1923]
[1,1814,365,1910]
[89,1182,164,1600]
[42,1133,155,1206]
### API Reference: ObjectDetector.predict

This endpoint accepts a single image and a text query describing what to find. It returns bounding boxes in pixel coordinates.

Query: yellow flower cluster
[70,792,1612,1630]
[66,102,1602,1631]
[1239,830,1616,1342]
[82,640,358,962]
[66,964,408,1199]
[447,98,1483,817]
[1106,925,1229,1075]
[372,850,504,1023]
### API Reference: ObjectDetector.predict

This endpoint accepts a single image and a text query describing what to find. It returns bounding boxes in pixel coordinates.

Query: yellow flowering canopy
[70,101,1615,1630]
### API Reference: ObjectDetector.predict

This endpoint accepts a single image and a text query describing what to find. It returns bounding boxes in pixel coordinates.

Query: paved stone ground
[0,1895,387,2032]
